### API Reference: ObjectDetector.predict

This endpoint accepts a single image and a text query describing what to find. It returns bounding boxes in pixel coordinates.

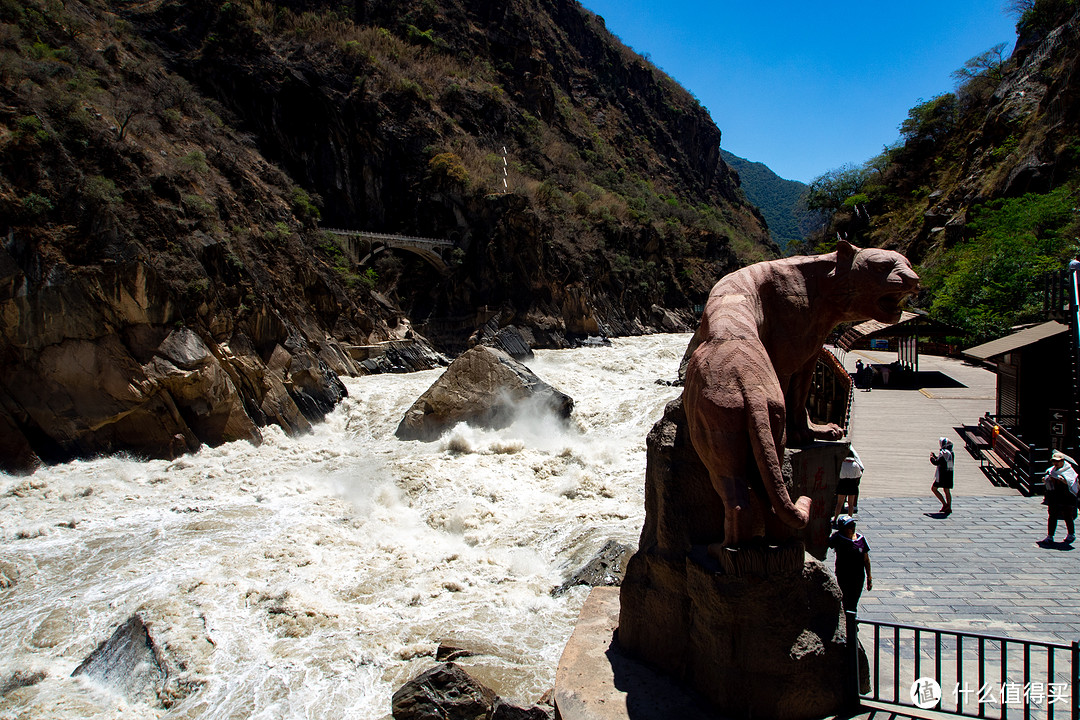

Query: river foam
[0,333,689,719]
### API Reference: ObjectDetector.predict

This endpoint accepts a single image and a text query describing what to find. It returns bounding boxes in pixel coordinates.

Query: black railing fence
[855,617,1079,720]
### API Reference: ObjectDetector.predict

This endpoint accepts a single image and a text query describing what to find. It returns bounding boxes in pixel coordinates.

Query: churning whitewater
[0,333,690,720]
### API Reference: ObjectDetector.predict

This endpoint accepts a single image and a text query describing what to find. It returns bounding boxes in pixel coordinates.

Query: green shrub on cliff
[428,152,469,185]
[922,187,1077,341]
[1010,0,1079,34]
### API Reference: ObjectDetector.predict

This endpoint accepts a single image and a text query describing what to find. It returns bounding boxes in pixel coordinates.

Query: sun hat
[1052,450,1068,462]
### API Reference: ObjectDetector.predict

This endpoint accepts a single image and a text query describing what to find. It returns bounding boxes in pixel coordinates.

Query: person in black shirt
[828,515,872,613]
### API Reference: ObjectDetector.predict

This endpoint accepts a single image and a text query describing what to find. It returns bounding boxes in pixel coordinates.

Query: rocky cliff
[0,0,773,472]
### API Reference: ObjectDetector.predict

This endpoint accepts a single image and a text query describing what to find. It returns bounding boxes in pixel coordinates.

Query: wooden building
[963,321,1073,452]
[836,310,958,372]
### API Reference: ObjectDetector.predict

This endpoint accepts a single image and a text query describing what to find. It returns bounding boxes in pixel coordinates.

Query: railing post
[1071,640,1078,720]
[845,610,861,713]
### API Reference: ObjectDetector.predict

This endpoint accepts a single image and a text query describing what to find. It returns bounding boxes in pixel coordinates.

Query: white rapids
[0,333,690,720]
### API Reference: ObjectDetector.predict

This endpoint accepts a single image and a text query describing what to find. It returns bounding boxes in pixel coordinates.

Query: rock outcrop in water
[551,539,634,597]
[396,345,573,441]
[71,614,201,710]
[0,255,353,473]
[392,663,553,720]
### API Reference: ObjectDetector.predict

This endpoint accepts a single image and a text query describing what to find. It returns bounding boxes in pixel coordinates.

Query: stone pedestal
[617,398,854,720]
[619,545,848,720]
[787,442,849,561]
[630,398,846,562]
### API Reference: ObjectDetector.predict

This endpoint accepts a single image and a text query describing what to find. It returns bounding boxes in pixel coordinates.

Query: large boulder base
[396,345,573,441]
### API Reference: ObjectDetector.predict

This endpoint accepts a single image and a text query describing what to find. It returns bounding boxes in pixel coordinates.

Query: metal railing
[855,617,1079,720]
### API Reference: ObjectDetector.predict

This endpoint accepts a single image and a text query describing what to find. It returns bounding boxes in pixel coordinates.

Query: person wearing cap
[1040,450,1078,544]
[828,515,872,612]
[930,437,954,515]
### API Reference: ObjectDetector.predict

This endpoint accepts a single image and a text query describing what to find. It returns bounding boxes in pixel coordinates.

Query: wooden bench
[982,438,1019,472]
[977,420,1042,496]
[960,423,991,454]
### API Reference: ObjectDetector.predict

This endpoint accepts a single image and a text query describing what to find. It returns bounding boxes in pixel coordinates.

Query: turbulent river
[0,333,690,720]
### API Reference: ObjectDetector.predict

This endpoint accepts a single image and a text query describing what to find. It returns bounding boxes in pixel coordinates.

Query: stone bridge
[324,228,456,272]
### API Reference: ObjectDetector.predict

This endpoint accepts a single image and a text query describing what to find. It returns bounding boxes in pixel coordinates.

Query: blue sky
[577,1,1020,184]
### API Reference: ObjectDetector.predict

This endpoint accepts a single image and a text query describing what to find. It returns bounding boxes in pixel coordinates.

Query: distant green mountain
[720,149,810,251]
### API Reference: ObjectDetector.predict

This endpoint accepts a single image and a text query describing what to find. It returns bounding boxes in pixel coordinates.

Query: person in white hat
[1040,450,1078,545]
[929,437,954,515]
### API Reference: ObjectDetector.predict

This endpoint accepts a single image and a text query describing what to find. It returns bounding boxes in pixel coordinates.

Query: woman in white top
[1041,450,1078,545]
[833,447,864,524]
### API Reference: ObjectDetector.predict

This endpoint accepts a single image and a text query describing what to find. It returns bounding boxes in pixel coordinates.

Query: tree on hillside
[803,164,870,214]
[899,94,958,145]
[952,43,1010,107]
[952,43,1009,86]
[1004,0,1036,19]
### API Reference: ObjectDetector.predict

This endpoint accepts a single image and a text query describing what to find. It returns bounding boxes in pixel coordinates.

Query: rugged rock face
[396,345,573,441]
[70,612,202,709]
[392,662,554,720]
[551,539,634,597]
[0,249,354,473]
[124,0,774,345]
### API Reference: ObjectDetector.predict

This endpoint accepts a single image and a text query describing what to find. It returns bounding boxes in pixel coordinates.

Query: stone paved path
[854,496,1080,644]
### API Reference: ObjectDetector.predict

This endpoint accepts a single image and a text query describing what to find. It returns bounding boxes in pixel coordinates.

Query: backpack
[840,456,863,479]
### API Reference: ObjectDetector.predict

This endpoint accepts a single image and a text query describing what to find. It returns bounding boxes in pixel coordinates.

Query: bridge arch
[323,228,454,272]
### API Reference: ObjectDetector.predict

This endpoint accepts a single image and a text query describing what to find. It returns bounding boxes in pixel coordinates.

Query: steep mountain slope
[0,0,773,472]
[128,0,776,341]
[809,0,1080,340]
[719,148,814,251]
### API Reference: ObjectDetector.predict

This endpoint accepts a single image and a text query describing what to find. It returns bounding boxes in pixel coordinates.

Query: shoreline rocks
[392,662,553,720]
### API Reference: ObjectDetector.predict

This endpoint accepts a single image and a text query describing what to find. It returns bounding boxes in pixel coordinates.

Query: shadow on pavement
[1036,539,1076,551]
[868,370,967,390]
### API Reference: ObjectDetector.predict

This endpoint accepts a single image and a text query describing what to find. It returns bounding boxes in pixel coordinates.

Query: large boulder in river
[144,328,262,448]
[396,345,573,441]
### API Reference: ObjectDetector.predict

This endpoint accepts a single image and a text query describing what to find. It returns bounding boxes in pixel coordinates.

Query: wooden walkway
[836,348,1016,499]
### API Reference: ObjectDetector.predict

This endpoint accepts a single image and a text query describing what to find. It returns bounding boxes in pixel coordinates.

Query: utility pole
[501,146,509,193]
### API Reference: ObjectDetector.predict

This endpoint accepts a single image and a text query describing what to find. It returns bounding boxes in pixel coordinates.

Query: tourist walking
[1040,450,1078,545]
[828,515,872,613]
[930,437,954,515]
[833,446,864,524]
[854,360,873,391]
